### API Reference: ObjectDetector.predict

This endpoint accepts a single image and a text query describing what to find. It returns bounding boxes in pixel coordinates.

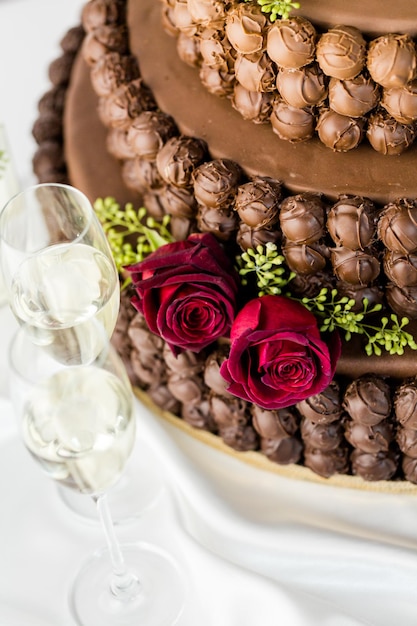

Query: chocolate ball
[177,32,202,68]
[336,283,384,312]
[156,135,208,187]
[199,28,236,71]
[122,157,164,193]
[182,397,217,432]
[231,84,273,123]
[270,99,315,143]
[351,449,397,481]
[82,24,129,66]
[301,418,344,451]
[367,109,416,156]
[225,3,266,55]
[279,192,325,244]
[90,52,139,97]
[252,405,299,439]
[98,78,157,130]
[381,80,417,124]
[384,250,417,288]
[276,63,328,109]
[296,381,342,424]
[193,158,243,209]
[331,247,380,285]
[283,241,328,275]
[386,283,417,319]
[159,185,198,219]
[199,64,236,97]
[204,345,231,397]
[402,455,417,483]
[234,51,276,93]
[397,428,417,459]
[236,222,281,252]
[328,74,380,118]
[378,199,417,254]
[127,111,178,160]
[343,376,392,425]
[327,196,378,250]
[367,34,417,89]
[107,128,136,160]
[394,380,417,429]
[316,108,365,152]
[316,25,366,80]
[266,16,317,70]
[234,177,282,228]
[220,423,259,452]
[304,446,349,478]
[197,205,238,240]
[187,0,225,27]
[260,436,302,464]
[345,419,394,453]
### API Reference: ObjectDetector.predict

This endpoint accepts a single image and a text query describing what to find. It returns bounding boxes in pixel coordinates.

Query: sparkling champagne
[21,367,135,495]
[10,242,120,363]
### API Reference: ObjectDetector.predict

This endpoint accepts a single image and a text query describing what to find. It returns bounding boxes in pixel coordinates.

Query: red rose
[127,233,239,354]
[220,295,341,410]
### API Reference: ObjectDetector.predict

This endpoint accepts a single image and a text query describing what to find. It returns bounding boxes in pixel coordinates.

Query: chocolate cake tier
[32,0,417,485]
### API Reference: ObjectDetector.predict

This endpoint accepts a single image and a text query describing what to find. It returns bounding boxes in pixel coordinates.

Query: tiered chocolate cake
[32,0,417,487]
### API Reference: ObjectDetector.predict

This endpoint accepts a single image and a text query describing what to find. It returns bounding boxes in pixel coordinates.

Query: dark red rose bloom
[127,233,239,354]
[220,295,341,410]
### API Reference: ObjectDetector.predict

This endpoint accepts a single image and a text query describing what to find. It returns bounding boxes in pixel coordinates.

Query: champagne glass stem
[94,493,141,601]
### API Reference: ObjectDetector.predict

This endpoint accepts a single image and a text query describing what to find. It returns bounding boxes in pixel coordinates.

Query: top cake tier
[292,0,417,36]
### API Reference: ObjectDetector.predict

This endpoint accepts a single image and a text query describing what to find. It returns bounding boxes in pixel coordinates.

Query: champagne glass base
[69,543,185,626]
[57,445,165,524]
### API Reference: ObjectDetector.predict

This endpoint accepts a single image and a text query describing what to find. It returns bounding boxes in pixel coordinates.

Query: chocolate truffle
[367,34,417,90]
[193,158,243,209]
[304,446,349,478]
[397,428,417,458]
[378,199,417,254]
[156,135,208,187]
[345,420,394,453]
[327,196,378,250]
[316,108,365,152]
[394,380,417,429]
[199,28,235,71]
[176,32,202,68]
[296,381,342,424]
[231,84,273,123]
[279,192,325,244]
[252,405,299,439]
[301,418,344,451]
[283,241,328,275]
[98,78,157,130]
[82,25,129,66]
[225,3,266,55]
[381,80,417,124]
[235,177,282,228]
[328,74,380,118]
[266,16,317,70]
[270,98,315,143]
[384,250,417,288]
[386,283,417,319]
[350,449,397,481]
[316,25,366,80]
[234,51,276,93]
[90,52,138,97]
[367,109,416,156]
[187,0,225,27]
[276,64,328,109]
[127,111,178,160]
[236,222,281,251]
[343,376,392,425]
[331,247,380,285]
[260,436,302,465]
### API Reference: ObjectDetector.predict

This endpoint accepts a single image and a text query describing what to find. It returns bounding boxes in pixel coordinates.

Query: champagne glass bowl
[8,322,185,626]
[0,183,120,364]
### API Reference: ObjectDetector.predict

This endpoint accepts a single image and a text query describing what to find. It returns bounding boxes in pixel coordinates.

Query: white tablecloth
[1,2,417,625]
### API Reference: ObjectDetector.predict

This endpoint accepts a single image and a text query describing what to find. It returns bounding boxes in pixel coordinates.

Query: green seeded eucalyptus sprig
[237,242,295,295]
[94,197,173,287]
[243,0,301,21]
[237,244,417,356]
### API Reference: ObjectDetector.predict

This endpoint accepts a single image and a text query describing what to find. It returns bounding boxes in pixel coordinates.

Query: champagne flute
[9,322,185,626]
[1,183,164,522]
[0,183,120,365]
